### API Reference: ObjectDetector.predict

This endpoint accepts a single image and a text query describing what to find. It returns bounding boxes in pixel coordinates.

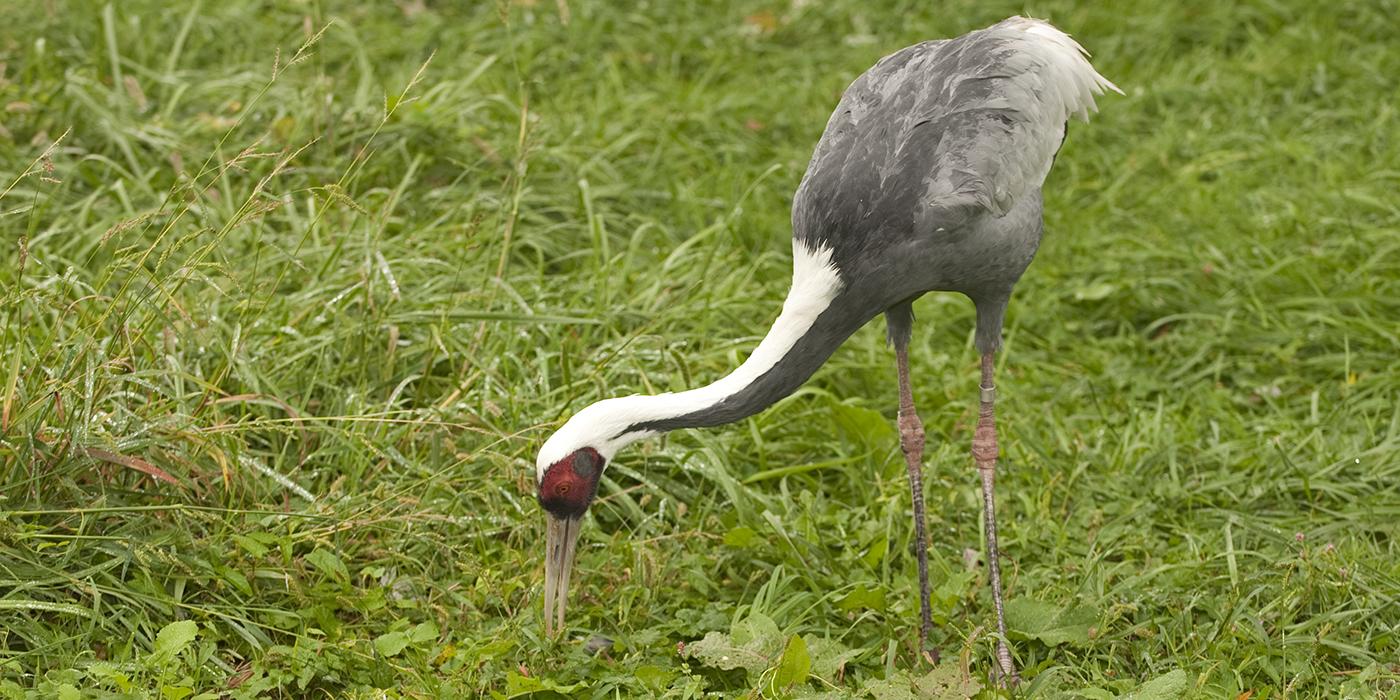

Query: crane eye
[571,450,598,478]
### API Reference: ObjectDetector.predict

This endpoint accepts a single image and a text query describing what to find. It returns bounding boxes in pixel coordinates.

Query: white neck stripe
[535,239,843,478]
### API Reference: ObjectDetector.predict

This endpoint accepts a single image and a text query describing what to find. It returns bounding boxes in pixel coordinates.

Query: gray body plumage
[619,17,1117,436]
[795,27,1069,349]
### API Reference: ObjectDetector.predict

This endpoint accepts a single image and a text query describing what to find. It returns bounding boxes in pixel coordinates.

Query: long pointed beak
[543,514,582,637]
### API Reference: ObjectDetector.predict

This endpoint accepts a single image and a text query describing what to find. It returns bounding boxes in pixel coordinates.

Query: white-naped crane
[535,16,1119,684]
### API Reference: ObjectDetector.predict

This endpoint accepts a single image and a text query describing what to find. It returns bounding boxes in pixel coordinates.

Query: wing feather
[794,17,1120,244]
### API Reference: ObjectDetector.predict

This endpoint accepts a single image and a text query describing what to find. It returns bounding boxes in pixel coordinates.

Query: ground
[1,0,1397,697]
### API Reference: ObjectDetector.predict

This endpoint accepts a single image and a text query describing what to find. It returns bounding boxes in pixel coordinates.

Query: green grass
[2,0,1397,697]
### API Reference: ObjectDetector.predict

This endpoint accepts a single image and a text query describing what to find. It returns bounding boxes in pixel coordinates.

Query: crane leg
[894,343,936,661]
[973,351,1018,686]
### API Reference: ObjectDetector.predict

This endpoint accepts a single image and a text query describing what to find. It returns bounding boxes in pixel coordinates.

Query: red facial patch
[538,447,605,519]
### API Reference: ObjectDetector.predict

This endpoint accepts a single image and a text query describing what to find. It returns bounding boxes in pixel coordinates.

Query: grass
[1,0,1397,697]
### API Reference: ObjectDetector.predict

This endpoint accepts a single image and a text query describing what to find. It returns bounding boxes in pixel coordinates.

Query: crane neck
[616,281,866,440]
[539,242,870,467]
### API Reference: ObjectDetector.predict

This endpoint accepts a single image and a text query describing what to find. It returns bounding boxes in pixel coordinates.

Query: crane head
[537,446,605,637]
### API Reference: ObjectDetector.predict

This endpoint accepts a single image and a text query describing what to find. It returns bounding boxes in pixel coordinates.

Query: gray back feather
[792,17,1119,270]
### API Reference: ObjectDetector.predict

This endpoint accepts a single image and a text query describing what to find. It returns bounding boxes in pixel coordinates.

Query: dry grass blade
[83,447,185,488]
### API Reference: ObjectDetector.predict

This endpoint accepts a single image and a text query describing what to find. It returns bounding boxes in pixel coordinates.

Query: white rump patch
[536,239,843,480]
[999,16,1122,122]
[919,16,1122,218]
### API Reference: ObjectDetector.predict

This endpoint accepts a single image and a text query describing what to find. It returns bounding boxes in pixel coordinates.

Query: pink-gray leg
[894,343,936,659]
[974,352,1018,685]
